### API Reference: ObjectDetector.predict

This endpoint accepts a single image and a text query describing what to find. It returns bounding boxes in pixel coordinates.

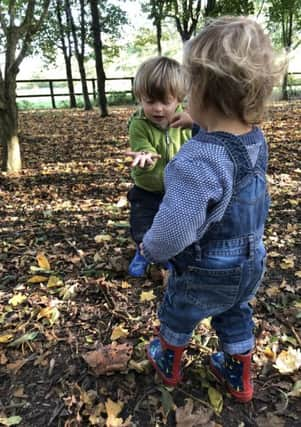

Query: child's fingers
[132,157,140,167]
[169,114,181,127]
[170,119,180,128]
[139,155,146,168]
[125,151,138,158]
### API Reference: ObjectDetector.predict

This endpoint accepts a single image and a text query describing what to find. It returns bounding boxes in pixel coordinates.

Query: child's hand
[169,111,193,129]
[126,151,161,168]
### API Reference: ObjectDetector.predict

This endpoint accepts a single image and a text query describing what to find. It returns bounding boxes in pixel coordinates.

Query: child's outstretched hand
[126,151,161,168]
[169,111,193,129]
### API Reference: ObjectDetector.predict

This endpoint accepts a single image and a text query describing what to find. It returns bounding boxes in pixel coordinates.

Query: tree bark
[0,0,50,172]
[65,0,92,111]
[89,0,108,116]
[155,19,162,55]
[56,0,76,108]
[0,74,21,171]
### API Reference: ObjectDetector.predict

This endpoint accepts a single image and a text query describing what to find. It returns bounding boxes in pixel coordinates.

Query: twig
[274,312,301,346]
[54,221,88,267]
[177,387,212,409]
[98,284,115,309]
[63,237,88,267]
[47,402,65,427]
[274,388,289,415]
[134,386,157,412]
[290,325,301,347]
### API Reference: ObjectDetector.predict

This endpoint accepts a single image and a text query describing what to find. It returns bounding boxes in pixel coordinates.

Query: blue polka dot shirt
[142,127,266,263]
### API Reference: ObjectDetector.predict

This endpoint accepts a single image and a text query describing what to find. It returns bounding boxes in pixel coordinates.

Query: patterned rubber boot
[210,351,253,402]
[147,336,185,387]
[128,248,149,277]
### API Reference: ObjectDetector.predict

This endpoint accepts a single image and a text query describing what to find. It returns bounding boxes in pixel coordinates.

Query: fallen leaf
[175,398,213,427]
[208,386,223,414]
[140,290,156,302]
[274,347,301,374]
[27,275,48,283]
[0,416,22,426]
[121,281,131,289]
[105,398,123,427]
[280,255,295,270]
[110,324,129,341]
[94,234,112,243]
[255,413,285,427]
[9,293,27,307]
[47,275,64,288]
[0,334,14,344]
[37,306,60,325]
[37,252,51,270]
[8,331,39,347]
[116,196,128,208]
[83,342,133,375]
[288,380,301,397]
[7,358,30,374]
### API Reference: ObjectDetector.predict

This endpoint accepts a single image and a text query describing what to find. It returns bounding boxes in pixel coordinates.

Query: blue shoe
[128,248,149,277]
[162,261,173,271]
[210,351,253,402]
[147,336,185,387]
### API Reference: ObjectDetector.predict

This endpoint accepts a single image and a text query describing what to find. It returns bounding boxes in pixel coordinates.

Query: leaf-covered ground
[0,103,300,427]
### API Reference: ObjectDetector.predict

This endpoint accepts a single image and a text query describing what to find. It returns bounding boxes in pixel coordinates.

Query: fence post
[49,80,56,109]
[131,77,135,102]
[92,79,96,101]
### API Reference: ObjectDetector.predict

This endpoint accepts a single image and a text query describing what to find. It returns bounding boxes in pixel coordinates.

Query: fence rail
[16,77,135,108]
[16,73,301,108]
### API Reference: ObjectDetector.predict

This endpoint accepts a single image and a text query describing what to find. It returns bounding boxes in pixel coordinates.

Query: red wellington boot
[210,351,253,402]
[147,335,185,387]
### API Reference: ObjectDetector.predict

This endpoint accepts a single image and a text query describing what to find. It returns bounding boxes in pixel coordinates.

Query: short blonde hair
[184,16,286,124]
[134,56,186,103]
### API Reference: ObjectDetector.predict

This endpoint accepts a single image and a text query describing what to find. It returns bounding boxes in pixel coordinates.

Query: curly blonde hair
[134,56,186,103]
[184,16,286,124]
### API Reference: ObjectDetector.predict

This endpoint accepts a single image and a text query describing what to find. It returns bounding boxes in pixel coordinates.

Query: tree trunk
[65,0,92,111]
[64,52,77,108]
[90,0,108,116]
[155,20,162,55]
[57,0,77,108]
[282,71,288,100]
[77,55,92,110]
[0,75,21,172]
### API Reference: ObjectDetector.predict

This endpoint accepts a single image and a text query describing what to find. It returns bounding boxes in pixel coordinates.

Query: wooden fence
[16,73,301,108]
[16,77,135,108]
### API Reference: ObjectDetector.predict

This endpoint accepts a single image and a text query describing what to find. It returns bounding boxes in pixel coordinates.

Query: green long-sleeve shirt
[129,107,191,193]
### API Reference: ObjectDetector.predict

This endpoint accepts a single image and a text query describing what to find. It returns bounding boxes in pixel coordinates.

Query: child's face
[141,95,179,129]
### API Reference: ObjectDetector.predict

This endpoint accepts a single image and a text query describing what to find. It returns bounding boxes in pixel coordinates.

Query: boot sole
[209,362,253,403]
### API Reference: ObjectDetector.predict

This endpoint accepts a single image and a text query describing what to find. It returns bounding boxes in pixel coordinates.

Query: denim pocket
[184,265,241,317]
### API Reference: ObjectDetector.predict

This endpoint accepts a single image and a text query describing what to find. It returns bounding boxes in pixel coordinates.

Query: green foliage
[266,0,301,49]
[209,0,255,16]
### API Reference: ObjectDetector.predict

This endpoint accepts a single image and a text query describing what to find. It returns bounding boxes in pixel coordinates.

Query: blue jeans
[159,242,266,354]
[127,186,163,244]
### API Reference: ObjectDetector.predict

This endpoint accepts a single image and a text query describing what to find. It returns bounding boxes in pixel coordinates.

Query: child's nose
[153,102,163,112]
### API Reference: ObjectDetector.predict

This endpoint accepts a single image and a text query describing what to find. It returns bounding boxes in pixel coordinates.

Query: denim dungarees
[159,132,269,354]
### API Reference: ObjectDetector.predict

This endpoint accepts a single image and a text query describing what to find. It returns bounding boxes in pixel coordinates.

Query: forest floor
[0,102,300,427]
